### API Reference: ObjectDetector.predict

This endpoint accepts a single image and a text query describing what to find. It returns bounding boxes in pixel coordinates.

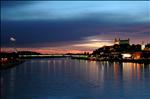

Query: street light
[10,37,17,53]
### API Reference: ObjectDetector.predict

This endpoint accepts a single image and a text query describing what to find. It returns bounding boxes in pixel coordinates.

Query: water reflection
[1,58,150,99]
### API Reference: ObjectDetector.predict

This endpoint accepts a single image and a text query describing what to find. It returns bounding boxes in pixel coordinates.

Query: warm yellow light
[122,54,132,58]
[73,42,113,48]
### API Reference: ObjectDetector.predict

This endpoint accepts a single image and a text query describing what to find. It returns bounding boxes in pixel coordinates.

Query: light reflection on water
[1,58,150,99]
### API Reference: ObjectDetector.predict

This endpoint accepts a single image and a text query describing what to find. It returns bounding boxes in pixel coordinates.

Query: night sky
[1,1,150,54]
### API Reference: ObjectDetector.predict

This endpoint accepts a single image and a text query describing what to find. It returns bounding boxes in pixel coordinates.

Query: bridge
[19,54,69,58]
[19,54,89,59]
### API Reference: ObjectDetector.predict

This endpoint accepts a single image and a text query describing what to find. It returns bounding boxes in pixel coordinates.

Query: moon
[10,37,16,41]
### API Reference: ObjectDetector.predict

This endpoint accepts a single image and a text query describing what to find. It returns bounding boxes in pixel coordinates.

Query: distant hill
[0,51,41,58]
[17,51,41,55]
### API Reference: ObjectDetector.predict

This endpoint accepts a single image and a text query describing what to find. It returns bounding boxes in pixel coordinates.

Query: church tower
[141,41,145,50]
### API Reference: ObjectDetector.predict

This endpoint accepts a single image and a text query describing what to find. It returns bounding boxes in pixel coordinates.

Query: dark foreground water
[1,58,150,99]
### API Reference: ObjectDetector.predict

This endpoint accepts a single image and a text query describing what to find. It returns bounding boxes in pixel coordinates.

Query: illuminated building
[122,53,132,59]
[114,38,119,45]
[132,52,142,59]
[143,43,150,51]
[141,41,145,50]
[114,38,130,45]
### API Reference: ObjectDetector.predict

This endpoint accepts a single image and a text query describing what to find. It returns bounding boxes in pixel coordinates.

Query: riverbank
[0,59,25,70]
[71,56,150,64]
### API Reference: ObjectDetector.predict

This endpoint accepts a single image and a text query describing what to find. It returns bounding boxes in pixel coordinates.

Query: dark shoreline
[1,57,149,70]
[71,57,150,64]
[0,59,25,70]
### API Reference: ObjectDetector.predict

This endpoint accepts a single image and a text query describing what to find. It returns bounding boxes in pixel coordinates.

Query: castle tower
[114,38,119,45]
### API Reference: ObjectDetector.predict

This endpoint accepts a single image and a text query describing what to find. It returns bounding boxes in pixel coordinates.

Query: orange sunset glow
[1,47,92,54]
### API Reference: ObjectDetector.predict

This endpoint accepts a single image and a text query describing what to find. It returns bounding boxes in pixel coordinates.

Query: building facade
[114,38,130,45]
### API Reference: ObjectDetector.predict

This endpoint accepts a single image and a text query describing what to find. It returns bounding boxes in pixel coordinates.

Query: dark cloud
[1,1,34,8]
[1,12,150,47]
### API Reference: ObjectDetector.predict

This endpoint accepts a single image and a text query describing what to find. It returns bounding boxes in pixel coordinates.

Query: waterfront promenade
[1,53,150,70]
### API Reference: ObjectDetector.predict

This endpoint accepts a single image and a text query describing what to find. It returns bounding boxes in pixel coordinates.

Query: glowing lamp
[122,53,131,59]
[10,37,16,42]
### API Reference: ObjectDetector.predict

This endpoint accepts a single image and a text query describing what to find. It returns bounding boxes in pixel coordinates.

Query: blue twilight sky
[1,1,150,53]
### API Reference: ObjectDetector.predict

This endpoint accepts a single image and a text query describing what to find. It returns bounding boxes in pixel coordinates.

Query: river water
[1,58,150,99]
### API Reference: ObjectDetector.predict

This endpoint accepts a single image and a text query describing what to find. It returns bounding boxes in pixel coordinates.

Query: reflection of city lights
[122,63,142,80]
[113,62,119,80]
